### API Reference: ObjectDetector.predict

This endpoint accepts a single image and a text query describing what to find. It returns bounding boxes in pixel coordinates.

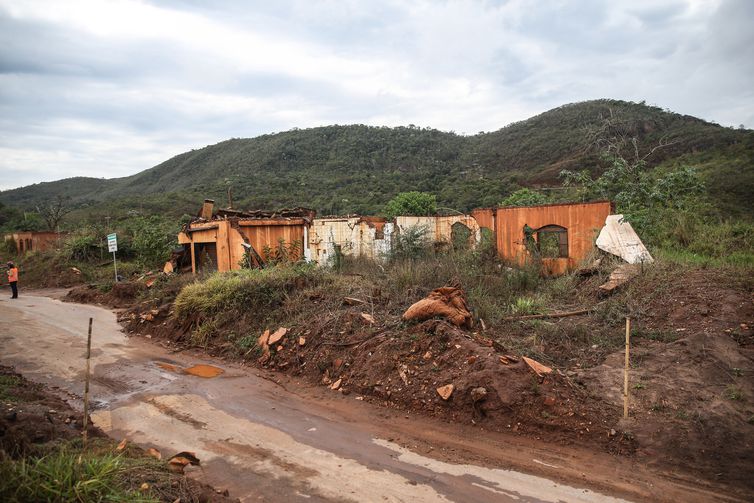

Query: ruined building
[177,199,614,275]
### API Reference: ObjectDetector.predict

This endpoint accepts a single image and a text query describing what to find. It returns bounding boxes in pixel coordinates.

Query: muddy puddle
[155,361,224,378]
[184,364,224,378]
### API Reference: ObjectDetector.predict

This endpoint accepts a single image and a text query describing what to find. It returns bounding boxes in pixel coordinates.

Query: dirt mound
[580,269,754,492]
[0,369,101,458]
[241,316,626,452]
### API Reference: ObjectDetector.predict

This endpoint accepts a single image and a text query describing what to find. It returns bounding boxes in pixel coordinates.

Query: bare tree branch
[36,195,72,231]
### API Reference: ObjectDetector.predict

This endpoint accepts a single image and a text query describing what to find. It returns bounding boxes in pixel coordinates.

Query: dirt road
[0,294,735,502]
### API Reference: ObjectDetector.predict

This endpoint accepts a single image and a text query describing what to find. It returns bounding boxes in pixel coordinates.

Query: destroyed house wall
[494,201,612,275]
[394,215,481,252]
[179,211,312,274]
[308,217,393,265]
[4,231,62,255]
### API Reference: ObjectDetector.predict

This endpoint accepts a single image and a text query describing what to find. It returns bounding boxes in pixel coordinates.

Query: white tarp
[596,214,654,264]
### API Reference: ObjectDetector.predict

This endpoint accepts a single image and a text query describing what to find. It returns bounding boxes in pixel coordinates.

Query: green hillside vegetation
[1,99,751,221]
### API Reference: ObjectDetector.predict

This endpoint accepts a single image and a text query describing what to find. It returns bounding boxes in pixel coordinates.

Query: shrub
[128,216,179,268]
[390,224,431,261]
[63,229,103,262]
[383,192,437,219]
[499,188,548,207]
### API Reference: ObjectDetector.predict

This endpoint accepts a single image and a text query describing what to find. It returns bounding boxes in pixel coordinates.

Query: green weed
[510,296,545,316]
[0,375,21,402]
[0,445,157,502]
[725,386,744,401]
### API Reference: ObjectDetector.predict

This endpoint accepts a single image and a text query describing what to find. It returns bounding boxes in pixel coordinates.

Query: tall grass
[0,445,155,503]
[174,262,328,320]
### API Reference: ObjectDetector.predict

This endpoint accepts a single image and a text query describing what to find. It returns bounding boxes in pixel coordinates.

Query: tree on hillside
[499,188,548,207]
[560,113,709,245]
[384,191,437,219]
[36,195,72,231]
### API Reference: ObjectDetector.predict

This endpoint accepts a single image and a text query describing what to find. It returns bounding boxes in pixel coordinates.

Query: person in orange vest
[6,261,18,299]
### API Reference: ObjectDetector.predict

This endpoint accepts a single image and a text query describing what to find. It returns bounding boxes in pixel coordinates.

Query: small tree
[36,195,72,231]
[384,191,436,219]
[560,111,709,245]
[499,188,548,207]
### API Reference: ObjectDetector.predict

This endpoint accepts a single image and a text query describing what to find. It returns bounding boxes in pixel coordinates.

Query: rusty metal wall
[183,218,307,272]
[495,201,611,273]
[235,219,306,267]
[471,208,495,231]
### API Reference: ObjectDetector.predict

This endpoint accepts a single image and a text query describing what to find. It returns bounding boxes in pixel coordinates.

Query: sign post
[107,233,118,282]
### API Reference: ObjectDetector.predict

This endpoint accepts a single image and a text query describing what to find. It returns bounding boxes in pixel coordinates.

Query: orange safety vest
[7,267,18,282]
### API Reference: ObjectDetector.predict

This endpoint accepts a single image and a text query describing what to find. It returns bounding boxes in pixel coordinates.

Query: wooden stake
[623,317,631,419]
[83,317,93,446]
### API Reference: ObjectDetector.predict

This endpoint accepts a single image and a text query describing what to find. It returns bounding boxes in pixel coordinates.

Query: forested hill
[2,99,752,220]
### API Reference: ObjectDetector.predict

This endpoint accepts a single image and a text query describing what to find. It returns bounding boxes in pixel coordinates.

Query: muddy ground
[66,263,754,498]
[0,365,238,502]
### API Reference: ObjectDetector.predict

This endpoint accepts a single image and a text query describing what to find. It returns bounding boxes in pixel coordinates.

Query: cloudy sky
[1,0,752,190]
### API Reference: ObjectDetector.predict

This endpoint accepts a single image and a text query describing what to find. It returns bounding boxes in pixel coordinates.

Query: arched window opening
[535,225,568,258]
[451,222,472,251]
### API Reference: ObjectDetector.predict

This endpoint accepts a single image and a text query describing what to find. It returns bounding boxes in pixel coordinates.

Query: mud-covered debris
[141,313,154,322]
[467,356,477,364]
[403,287,472,328]
[330,378,342,390]
[422,351,432,360]
[575,258,602,277]
[499,354,519,365]
[268,327,288,345]
[398,365,409,385]
[147,447,162,460]
[116,438,128,450]
[361,312,376,324]
[436,384,454,400]
[167,451,201,474]
[522,356,552,377]
[543,396,556,406]
[258,329,270,346]
[470,387,487,403]
[344,297,366,306]
[599,264,639,294]
[256,329,271,363]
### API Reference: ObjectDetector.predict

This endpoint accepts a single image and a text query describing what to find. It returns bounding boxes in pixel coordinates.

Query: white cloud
[0,0,751,190]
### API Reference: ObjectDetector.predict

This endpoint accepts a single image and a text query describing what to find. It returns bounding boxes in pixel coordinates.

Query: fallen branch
[322,330,389,347]
[503,309,591,321]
